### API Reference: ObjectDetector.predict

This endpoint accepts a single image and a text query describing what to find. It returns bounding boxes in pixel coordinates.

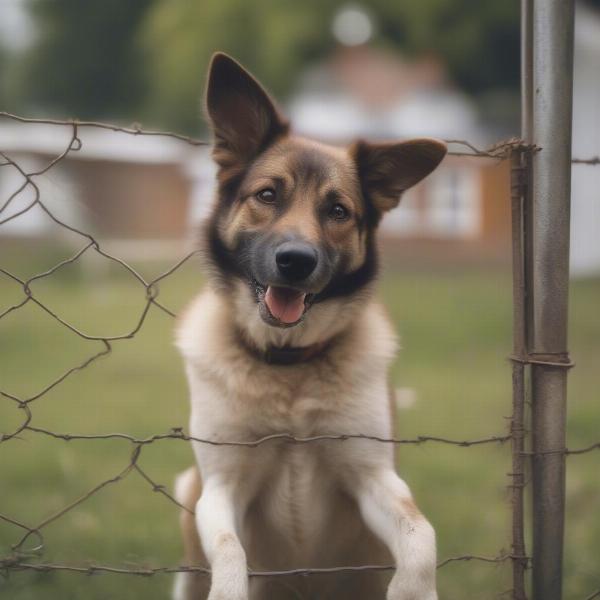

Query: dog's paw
[386,572,437,600]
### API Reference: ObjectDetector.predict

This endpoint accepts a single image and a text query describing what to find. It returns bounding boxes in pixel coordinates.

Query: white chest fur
[177,288,399,565]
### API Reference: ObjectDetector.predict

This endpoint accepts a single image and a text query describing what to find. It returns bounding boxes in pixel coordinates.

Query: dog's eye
[329,203,350,221]
[256,188,277,204]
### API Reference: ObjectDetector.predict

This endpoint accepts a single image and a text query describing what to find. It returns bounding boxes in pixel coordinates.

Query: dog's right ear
[205,53,288,174]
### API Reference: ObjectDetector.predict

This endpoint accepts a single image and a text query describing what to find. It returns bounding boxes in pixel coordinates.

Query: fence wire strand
[1,112,598,596]
[1,552,523,579]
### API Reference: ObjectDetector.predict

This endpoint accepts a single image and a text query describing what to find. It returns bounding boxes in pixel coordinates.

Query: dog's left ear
[352,138,447,212]
[205,52,288,172]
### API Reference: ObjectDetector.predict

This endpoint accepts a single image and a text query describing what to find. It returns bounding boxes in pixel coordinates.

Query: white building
[288,46,495,245]
[571,1,600,276]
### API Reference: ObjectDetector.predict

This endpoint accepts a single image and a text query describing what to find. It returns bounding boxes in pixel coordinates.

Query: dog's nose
[275,242,318,281]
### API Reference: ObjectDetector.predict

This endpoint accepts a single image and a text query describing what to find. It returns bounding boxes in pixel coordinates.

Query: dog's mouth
[254,281,315,327]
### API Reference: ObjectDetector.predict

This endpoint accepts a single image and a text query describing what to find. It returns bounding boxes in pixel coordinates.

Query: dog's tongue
[265,286,306,324]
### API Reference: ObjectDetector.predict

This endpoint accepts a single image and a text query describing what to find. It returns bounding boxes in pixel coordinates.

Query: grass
[1,245,599,599]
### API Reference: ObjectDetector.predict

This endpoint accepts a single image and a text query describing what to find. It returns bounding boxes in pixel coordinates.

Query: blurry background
[0,1,599,599]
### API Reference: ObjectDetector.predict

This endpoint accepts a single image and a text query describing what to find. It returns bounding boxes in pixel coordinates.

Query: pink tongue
[265,286,306,324]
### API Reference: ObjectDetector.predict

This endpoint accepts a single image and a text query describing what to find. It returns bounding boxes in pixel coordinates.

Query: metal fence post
[507,5,535,599]
[510,145,530,600]
[526,1,575,599]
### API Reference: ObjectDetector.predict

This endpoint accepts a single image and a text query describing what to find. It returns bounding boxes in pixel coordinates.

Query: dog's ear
[205,52,288,172]
[352,138,447,213]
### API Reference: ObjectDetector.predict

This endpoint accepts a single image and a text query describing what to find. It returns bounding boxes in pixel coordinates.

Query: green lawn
[1,245,598,599]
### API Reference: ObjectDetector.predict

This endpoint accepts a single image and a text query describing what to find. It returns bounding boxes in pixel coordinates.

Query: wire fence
[1,111,599,599]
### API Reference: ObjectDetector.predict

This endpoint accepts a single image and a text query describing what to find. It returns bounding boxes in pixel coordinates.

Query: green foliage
[138,0,340,132]
[6,0,520,131]
[138,0,519,132]
[372,0,519,93]
[0,48,8,107]
[16,0,154,120]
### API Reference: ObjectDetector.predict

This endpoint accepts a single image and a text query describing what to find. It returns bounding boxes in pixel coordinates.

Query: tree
[374,0,519,95]
[18,0,154,120]
[10,0,521,132]
[139,0,519,132]
[138,0,339,132]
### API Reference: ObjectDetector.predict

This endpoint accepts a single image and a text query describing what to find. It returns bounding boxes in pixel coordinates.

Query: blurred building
[290,45,482,142]
[0,122,210,256]
[0,46,509,265]
[571,1,600,276]
[1,20,598,274]
[290,45,511,261]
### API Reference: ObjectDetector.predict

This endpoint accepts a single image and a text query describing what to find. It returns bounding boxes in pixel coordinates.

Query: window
[425,167,480,238]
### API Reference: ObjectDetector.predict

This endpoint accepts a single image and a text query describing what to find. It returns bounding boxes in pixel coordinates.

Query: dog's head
[203,53,446,333]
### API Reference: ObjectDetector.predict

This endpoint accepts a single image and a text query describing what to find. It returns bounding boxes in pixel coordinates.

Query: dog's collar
[236,330,333,366]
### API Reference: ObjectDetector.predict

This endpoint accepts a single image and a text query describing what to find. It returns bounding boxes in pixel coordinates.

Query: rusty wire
[0,113,597,595]
[572,156,600,165]
[0,111,207,146]
[0,111,535,159]
[0,551,524,579]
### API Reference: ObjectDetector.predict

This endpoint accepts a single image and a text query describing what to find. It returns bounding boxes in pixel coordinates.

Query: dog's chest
[228,363,351,437]
[252,392,330,437]
[254,442,335,555]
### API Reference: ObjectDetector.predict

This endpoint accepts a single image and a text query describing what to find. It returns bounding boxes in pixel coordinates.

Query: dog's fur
[173,53,447,600]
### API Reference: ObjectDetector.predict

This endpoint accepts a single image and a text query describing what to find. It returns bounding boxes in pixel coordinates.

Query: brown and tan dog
[173,52,446,600]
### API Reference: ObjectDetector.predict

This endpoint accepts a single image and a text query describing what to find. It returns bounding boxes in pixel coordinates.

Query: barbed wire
[0,551,524,578]
[15,426,514,448]
[572,156,600,166]
[3,112,600,166]
[0,111,532,161]
[521,442,600,457]
[0,111,207,146]
[1,114,596,598]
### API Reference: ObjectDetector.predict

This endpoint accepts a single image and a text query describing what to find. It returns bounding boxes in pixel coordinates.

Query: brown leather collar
[236,330,333,366]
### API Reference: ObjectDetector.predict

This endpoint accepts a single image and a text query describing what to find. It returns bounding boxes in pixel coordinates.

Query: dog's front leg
[196,477,248,600]
[356,468,437,600]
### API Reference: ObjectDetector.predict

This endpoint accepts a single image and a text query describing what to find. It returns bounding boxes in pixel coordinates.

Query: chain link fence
[0,110,599,599]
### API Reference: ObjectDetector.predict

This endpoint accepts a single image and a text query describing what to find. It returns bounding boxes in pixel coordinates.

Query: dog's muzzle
[249,237,329,328]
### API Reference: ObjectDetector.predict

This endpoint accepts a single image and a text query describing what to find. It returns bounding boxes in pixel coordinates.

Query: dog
[173,52,446,600]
